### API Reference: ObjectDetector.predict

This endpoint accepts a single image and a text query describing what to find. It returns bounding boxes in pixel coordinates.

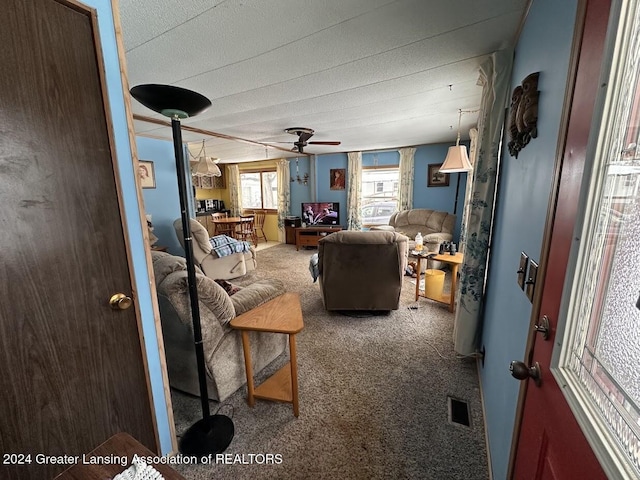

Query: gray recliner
[151,251,287,401]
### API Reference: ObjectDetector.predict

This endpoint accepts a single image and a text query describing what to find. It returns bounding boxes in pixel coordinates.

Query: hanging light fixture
[290,158,309,185]
[440,109,473,173]
[192,139,221,177]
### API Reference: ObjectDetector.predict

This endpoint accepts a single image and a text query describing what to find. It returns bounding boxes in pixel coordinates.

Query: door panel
[0,1,156,478]
[512,0,611,478]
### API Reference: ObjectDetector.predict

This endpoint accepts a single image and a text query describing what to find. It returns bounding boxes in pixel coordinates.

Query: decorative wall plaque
[507,72,540,158]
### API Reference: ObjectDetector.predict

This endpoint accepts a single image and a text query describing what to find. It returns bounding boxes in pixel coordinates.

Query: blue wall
[138,137,186,255]
[88,0,173,454]
[290,144,467,239]
[479,1,578,478]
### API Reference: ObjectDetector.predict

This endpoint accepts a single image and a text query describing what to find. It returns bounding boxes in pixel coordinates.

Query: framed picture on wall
[138,160,156,189]
[427,163,449,187]
[330,168,346,190]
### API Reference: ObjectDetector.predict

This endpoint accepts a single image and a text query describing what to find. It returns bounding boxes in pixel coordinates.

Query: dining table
[211,216,253,237]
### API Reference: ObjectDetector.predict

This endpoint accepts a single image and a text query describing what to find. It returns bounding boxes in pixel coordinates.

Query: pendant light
[192,139,221,177]
[440,109,473,173]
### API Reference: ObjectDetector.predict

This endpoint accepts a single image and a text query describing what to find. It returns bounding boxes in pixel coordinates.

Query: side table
[412,252,464,312]
[230,292,304,416]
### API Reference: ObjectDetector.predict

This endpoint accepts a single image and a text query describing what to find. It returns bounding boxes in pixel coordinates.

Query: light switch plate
[517,252,528,290]
[526,259,538,303]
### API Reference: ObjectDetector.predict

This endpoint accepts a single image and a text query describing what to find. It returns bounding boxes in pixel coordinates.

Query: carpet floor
[170,244,488,480]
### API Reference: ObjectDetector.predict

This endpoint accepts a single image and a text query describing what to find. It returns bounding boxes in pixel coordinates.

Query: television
[301,202,340,226]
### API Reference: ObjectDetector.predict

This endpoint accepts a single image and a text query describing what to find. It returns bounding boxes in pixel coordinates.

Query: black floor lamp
[130,84,234,457]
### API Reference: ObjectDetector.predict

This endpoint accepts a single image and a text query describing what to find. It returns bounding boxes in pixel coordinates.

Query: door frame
[552,0,637,476]
[108,0,178,453]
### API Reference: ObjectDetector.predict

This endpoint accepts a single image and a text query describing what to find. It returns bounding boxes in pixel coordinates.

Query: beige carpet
[170,244,488,480]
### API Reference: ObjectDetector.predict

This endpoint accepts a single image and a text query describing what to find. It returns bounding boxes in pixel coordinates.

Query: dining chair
[235,215,257,245]
[252,209,268,243]
[211,212,234,236]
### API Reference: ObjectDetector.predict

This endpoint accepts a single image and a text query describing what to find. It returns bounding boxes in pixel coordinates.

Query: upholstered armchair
[317,230,408,311]
[151,251,287,401]
[174,218,256,280]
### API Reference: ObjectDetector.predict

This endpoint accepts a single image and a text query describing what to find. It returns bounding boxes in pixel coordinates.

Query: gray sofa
[372,208,455,269]
[151,251,287,401]
[317,230,408,311]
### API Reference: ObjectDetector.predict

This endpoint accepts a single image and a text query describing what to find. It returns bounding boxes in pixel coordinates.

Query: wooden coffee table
[230,292,304,416]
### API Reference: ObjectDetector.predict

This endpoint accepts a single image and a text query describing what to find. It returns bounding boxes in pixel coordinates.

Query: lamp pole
[170,115,210,419]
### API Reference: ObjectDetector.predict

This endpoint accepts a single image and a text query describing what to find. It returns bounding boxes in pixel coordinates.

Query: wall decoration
[330,168,346,190]
[138,160,156,189]
[428,163,450,187]
[507,72,540,158]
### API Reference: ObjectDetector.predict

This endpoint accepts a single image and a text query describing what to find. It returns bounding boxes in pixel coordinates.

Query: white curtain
[398,147,416,211]
[346,151,362,230]
[227,164,241,217]
[276,158,290,242]
[453,49,514,356]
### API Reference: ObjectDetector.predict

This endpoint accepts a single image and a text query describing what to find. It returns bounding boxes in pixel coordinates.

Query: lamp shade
[129,84,211,119]
[440,145,472,173]
[192,156,222,177]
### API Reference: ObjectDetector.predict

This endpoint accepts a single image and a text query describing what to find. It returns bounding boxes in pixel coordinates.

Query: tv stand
[295,226,343,250]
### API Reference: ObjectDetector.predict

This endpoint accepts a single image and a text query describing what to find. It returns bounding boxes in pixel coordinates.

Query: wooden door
[511,0,610,478]
[0,1,157,478]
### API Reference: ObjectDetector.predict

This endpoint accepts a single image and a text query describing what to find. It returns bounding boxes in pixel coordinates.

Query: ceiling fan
[275,127,341,153]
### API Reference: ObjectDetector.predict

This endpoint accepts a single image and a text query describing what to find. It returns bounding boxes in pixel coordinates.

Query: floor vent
[448,396,471,427]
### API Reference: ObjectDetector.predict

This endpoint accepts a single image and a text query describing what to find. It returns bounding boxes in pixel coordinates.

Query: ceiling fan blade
[308,141,341,145]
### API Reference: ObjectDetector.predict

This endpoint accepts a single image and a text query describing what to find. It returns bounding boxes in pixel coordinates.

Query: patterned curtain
[397,147,416,211]
[453,49,513,356]
[227,164,241,217]
[346,151,362,230]
[276,158,290,242]
[459,127,478,255]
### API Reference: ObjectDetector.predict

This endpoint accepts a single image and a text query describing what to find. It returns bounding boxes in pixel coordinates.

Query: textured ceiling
[119,0,528,162]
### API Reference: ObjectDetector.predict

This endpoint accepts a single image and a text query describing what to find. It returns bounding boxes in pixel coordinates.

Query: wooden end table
[230,292,304,416]
[412,251,464,312]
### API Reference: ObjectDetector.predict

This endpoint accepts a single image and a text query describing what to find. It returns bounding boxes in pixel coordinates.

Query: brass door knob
[109,293,133,310]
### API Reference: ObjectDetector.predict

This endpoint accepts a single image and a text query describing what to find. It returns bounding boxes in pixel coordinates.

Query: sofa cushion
[214,279,243,296]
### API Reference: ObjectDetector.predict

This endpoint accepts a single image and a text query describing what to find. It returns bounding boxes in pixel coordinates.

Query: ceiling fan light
[440,145,472,173]
[193,156,222,177]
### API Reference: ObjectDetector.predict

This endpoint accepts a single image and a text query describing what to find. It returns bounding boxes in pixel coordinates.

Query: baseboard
[476,357,494,480]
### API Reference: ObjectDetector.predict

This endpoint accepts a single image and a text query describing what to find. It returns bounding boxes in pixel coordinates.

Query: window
[361,167,399,225]
[240,170,278,211]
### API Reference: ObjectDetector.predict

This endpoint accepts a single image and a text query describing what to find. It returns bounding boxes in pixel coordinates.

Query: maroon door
[511,1,610,478]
